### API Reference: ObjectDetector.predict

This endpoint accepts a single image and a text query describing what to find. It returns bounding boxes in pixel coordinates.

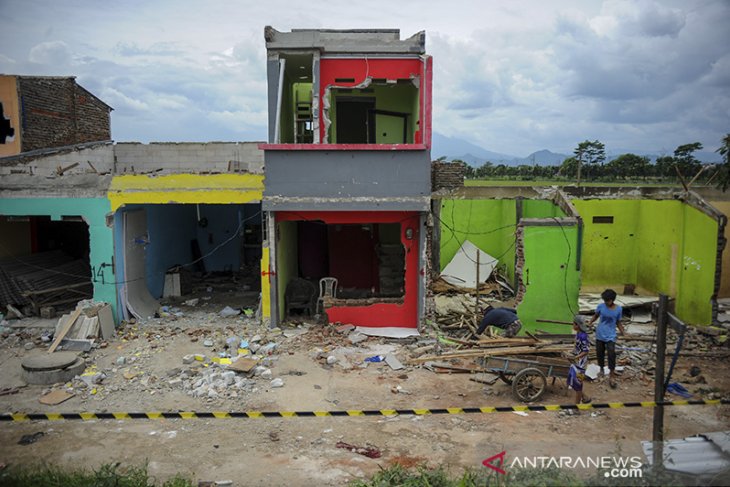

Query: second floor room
[263,27,433,149]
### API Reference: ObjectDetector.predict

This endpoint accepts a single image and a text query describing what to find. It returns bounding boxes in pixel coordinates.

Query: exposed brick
[431,161,465,191]
[16,77,111,153]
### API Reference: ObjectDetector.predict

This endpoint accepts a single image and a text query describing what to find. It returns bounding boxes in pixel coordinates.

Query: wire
[0,210,262,287]
[552,217,577,315]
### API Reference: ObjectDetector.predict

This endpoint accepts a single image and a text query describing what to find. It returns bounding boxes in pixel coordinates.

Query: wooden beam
[48,307,82,353]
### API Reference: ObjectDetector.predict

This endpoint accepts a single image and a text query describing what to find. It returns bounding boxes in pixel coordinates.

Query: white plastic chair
[316,277,338,315]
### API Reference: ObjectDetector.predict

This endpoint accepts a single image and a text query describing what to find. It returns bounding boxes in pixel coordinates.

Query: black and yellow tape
[1,399,727,421]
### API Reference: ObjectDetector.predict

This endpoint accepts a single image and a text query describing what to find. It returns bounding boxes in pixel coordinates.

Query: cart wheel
[512,368,547,402]
[498,372,513,385]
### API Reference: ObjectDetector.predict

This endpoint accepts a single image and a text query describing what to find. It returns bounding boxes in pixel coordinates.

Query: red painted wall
[277,211,420,328]
[319,58,432,148]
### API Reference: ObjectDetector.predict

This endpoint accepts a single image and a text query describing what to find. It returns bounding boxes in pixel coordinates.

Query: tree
[716,133,730,191]
[653,155,675,179]
[574,140,606,184]
[559,156,578,178]
[475,161,494,179]
[607,153,651,180]
[673,142,703,180]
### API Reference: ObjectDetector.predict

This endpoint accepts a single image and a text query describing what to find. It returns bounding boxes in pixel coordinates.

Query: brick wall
[74,85,111,144]
[431,161,465,191]
[17,78,110,152]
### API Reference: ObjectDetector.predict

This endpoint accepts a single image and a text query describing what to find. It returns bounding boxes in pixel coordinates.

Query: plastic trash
[365,355,385,363]
[666,382,692,398]
[219,306,241,318]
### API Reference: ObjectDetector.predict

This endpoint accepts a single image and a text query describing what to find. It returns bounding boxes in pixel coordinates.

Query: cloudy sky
[1,0,728,156]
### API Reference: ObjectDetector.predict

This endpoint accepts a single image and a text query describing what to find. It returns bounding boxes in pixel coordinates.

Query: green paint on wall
[522,200,566,219]
[329,84,418,144]
[677,204,717,324]
[572,199,718,325]
[276,221,299,314]
[571,200,641,287]
[439,199,567,286]
[0,197,117,320]
[517,224,580,333]
[439,200,517,282]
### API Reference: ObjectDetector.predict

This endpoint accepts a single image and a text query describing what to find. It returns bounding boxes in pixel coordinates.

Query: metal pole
[652,294,668,471]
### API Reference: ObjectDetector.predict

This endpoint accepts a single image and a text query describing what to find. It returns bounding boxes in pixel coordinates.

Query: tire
[512,367,547,402]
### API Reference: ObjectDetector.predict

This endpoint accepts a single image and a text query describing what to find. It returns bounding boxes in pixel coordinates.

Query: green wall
[573,199,718,325]
[677,204,717,324]
[276,221,299,314]
[439,199,517,282]
[517,223,580,333]
[571,200,641,288]
[329,84,418,144]
[0,197,117,319]
[522,199,566,219]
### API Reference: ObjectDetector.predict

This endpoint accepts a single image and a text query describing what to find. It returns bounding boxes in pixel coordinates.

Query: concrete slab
[21,352,78,371]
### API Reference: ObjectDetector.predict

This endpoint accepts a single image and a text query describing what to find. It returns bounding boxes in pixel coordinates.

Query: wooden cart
[482,355,571,402]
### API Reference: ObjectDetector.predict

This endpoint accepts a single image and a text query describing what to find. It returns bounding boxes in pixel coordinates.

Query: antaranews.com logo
[483,451,643,479]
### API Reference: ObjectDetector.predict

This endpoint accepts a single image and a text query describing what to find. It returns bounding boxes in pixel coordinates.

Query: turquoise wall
[0,197,117,320]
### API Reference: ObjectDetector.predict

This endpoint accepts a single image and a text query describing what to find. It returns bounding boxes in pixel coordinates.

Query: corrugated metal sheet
[642,431,730,476]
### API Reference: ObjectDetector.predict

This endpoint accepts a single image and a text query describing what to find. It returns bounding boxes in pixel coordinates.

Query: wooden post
[474,251,480,330]
[652,294,668,471]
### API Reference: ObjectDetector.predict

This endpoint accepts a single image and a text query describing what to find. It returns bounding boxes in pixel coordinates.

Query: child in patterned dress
[566,315,591,406]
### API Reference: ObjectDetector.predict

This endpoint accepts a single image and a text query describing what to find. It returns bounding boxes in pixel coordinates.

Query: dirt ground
[0,301,729,486]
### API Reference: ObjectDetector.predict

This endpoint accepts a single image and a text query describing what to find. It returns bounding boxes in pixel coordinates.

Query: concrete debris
[348,332,368,344]
[270,378,284,388]
[326,355,337,365]
[384,354,404,370]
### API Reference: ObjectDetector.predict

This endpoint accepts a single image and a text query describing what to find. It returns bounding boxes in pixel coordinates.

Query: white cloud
[29,40,71,65]
[0,0,727,154]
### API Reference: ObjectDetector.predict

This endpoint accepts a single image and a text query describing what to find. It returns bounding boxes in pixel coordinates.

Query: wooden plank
[48,307,82,353]
[20,282,92,297]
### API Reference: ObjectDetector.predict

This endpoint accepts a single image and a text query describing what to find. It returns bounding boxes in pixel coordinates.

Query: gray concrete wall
[263,149,431,210]
[265,27,425,54]
[114,142,264,174]
[0,141,265,178]
[0,142,115,177]
[267,58,280,143]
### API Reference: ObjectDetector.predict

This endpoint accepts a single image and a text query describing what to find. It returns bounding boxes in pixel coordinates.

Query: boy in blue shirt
[588,289,624,389]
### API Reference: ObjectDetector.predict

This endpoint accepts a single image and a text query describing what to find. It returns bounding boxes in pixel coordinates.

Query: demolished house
[1,41,727,338]
[432,166,727,331]
[259,27,433,330]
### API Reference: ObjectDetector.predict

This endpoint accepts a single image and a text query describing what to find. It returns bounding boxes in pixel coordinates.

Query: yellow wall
[0,76,21,157]
[108,173,270,319]
[709,200,730,297]
[108,174,264,211]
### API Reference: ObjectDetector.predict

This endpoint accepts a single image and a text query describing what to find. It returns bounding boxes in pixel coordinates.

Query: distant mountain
[432,133,517,165]
[513,149,570,166]
[431,133,723,167]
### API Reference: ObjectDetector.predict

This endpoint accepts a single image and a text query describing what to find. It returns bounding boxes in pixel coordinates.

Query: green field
[464,179,682,188]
